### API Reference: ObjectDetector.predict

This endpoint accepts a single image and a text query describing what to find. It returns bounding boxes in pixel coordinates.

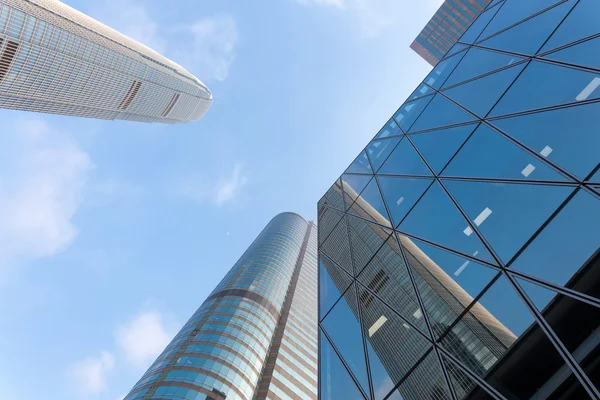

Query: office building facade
[125,213,317,400]
[411,0,491,66]
[0,0,211,123]
[319,0,600,399]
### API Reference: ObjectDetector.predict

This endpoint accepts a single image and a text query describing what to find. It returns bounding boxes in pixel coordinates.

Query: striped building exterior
[410,0,492,66]
[0,0,211,123]
[125,213,317,400]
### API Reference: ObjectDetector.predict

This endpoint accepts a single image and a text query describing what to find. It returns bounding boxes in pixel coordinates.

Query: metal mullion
[486,94,600,122]
[391,93,437,135]
[537,28,599,60]
[364,135,404,175]
[432,345,459,400]
[440,58,530,92]
[381,348,435,400]
[504,273,600,399]
[376,175,435,230]
[319,211,352,261]
[439,175,579,186]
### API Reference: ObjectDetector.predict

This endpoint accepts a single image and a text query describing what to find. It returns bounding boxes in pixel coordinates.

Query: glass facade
[0,0,211,123]
[125,213,317,400]
[411,0,491,66]
[319,0,600,398]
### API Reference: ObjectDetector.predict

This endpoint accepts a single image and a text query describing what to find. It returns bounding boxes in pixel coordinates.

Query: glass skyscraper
[411,0,491,66]
[0,0,211,123]
[319,0,600,399]
[125,213,317,400]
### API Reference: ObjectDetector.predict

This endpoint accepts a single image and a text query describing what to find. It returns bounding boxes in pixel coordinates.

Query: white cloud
[115,311,174,369]
[69,351,115,394]
[175,15,238,82]
[0,119,92,266]
[216,164,248,205]
[178,163,248,206]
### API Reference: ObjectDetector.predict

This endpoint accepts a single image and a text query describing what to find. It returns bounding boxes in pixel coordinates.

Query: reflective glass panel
[321,178,345,211]
[541,0,600,53]
[442,356,495,400]
[394,95,434,131]
[442,43,469,60]
[444,179,574,263]
[423,51,468,90]
[459,4,501,44]
[442,123,568,181]
[320,254,353,318]
[321,216,353,275]
[394,351,452,400]
[378,176,433,228]
[346,151,373,174]
[509,189,600,300]
[367,137,401,172]
[409,94,477,133]
[347,215,392,277]
[342,174,372,210]
[375,118,402,139]
[346,178,392,227]
[543,35,600,72]
[320,330,366,400]
[408,83,434,101]
[318,206,345,245]
[378,138,431,177]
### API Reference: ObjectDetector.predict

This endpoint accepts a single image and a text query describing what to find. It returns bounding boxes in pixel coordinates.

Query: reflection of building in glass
[125,213,317,400]
[319,0,600,399]
[411,0,492,66]
[0,0,211,123]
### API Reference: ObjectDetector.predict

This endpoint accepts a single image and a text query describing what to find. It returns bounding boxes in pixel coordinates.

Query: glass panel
[543,35,600,71]
[320,254,354,318]
[320,330,366,400]
[346,151,373,174]
[443,47,524,89]
[394,351,452,400]
[490,61,600,117]
[409,124,477,174]
[516,277,600,391]
[342,174,372,210]
[442,43,469,60]
[359,286,432,399]
[443,63,526,117]
[409,94,477,133]
[442,356,495,400]
[378,138,432,177]
[321,284,370,394]
[509,189,600,300]
[378,176,433,228]
[423,50,468,90]
[407,83,434,102]
[399,182,495,264]
[318,205,345,245]
[347,215,392,277]
[375,118,402,139]
[367,137,401,172]
[321,215,353,275]
[541,0,600,53]
[357,235,428,334]
[443,179,574,263]
[479,1,575,56]
[478,0,564,41]
[490,102,600,180]
[459,4,502,44]
[320,178,345,211]
[394,95,434,131]
[346,178,392,228]
[442,123,568,181]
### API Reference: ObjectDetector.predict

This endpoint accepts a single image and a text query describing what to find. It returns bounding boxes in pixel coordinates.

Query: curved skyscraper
[0,0,211,123]
[125,213,318,400]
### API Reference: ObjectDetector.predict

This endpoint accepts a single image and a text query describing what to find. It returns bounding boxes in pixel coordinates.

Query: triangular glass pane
[321,178,345,211]
[318,205,345,246]
[409,124,477,174]
[367,137,401,172]
[399,182,495,264]
[409,94,478,133]
[444,179,575,263]
[394,95,434,131]
[491,60,600,116]
[442,123,568,181]
[378,176,433,228]
[478,0,564,42]
[320,254,354,318]
[544,35,600,72]
[321,284,370,394]
[423,50,468,90]
[357,235,429,334]
[443,47,525,89]
[347,214,392,277]
[408,83,435,102]
[346,151,373,175]
[509,190,600,300]
[346,178,393,228]
[321,216,354,275]
[541,0,600,53]
[479,1,575,56]
[342,174,372,210]
[378,138,431,177]
[359,287,432,398]
[490,102,600,180]
[592,169,600,183]
[459,3,502,44]
[442,356,495,400]
[375,118,402,139]
[394,351,453,400]
[320,330,367,400]
[443,63,526,117]
[442,43,469,60]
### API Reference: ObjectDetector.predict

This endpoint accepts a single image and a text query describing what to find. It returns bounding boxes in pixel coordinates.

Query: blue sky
[0,0,441,398]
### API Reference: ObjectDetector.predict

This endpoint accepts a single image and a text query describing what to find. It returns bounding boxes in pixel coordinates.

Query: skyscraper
[0,0,211,123]
[125,213,318,400]
[410,0,491,66]
[319,0,600,399]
